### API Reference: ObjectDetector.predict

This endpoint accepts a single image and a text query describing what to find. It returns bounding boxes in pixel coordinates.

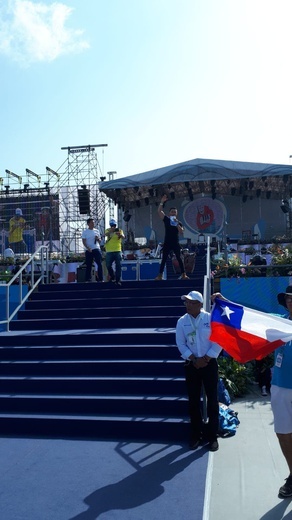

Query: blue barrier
[220,276,290,314]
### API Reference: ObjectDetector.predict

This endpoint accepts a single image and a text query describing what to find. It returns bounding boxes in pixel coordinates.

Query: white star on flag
[220,305,234,320]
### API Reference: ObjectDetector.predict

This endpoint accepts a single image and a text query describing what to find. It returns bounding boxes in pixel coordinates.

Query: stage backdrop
[0,194,60,254]
[121,194,286,245]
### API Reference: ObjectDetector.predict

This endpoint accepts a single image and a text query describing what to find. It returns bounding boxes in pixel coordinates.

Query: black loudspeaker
[77,265,87,282]
[78,189,90,214]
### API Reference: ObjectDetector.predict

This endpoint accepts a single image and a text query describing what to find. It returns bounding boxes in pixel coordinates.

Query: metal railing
[0,245,49,332]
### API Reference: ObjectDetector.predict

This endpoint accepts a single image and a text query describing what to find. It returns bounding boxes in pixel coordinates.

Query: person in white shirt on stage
[81,218,103,282]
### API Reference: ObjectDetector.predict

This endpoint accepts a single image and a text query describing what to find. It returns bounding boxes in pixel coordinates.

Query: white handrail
[0,246,49,331]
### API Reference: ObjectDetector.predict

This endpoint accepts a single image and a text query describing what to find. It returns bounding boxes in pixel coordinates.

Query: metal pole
[202,236,212,422]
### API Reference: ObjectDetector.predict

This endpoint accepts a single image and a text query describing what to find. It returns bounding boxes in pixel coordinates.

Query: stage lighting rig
[5,170,22,184]
[188,187,194,201]
[62,144,108,153]
[281,199,290,214]
[123,210,132,222]
[46,166,60,179]
[26,169,41,182]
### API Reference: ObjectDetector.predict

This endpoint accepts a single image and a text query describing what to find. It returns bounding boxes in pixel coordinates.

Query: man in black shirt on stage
[155,193,189,280]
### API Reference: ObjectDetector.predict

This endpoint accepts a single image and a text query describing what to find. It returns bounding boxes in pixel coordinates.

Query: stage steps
[10,279,200,331]
[0,279,202,441]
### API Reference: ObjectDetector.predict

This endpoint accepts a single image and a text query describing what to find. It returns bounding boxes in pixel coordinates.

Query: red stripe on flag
[210,322,284,363]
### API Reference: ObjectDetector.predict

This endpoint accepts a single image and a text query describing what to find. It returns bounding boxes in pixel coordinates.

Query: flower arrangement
[65,253,86,263]
[211,244,292,278]
[211,254,247,278]
[269,245,292,276]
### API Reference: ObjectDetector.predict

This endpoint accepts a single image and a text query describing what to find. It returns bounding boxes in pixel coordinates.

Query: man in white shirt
[176,290,222,451]
[81,218,103,282]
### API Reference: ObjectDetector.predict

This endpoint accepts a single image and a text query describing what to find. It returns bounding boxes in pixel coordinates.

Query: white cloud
[0,0,89,66]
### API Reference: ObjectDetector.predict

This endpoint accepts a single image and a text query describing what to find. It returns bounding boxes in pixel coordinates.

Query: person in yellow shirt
[9,208,27,254]
[104,219,124,286]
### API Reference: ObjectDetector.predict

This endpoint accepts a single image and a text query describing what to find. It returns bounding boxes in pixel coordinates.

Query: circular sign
[183,197,226,235]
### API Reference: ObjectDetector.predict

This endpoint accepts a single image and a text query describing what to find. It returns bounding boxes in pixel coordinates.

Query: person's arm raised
[158,194,168,220]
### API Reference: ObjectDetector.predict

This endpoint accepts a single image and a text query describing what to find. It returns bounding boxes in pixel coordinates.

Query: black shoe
[209,440,219,452]
[115,281,121,286]
[189,438,200,450]
[279,475,292,498]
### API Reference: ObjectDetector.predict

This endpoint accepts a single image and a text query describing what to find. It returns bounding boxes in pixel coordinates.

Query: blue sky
[1,0,292,189]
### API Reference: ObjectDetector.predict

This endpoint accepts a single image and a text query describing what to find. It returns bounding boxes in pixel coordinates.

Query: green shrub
[218,356,254,398]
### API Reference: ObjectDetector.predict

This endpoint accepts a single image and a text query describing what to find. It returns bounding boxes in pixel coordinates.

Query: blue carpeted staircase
[0,278,204,442]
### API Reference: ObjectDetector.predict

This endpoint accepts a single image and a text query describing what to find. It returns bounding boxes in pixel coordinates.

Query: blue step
[0,278,206,440]
[0,415,190,442]
[10,315,179,330]
[0,395,188,417]
[17,305,185,320]
[0,360,184,377]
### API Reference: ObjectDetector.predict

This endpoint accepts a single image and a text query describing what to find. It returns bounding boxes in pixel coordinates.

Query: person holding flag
[210,287,292,499]
[176,290,222,452]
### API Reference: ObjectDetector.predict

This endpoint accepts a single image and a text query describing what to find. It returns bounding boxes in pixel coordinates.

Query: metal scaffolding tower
[53,144,109,255]
[1,144,112,257]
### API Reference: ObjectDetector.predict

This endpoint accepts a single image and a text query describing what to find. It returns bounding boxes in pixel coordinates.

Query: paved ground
[207,386,292,520]
[2,387,292,520]
[0,437,208,520]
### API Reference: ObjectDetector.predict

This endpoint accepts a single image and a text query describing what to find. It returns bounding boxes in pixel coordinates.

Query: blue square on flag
[212,299,244,329]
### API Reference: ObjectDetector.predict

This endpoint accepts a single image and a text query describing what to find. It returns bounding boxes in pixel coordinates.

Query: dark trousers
[184,359,219,441]
[105,251,122,282]
[9,241,27,254]
[255,360,272,390]
[159,243,185,274]
[85,249,103,282]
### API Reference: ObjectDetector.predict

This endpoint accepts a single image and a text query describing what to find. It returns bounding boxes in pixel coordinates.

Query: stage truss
[0,144,110,256]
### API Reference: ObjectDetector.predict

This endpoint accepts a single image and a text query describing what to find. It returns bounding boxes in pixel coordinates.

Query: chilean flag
[210,298,292,363]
